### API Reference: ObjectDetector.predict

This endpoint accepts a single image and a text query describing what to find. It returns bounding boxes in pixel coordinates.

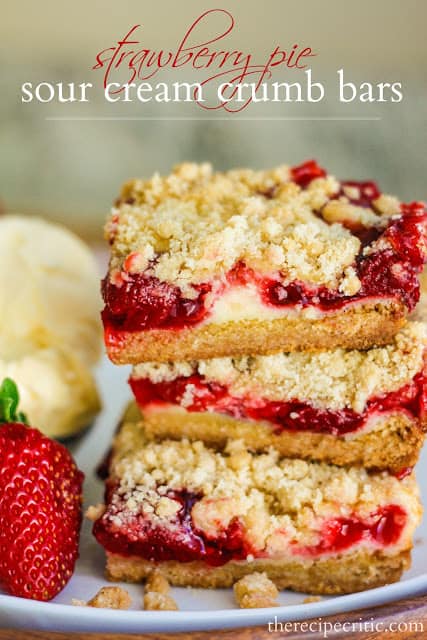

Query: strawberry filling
[102,191,427,335]
[102,276,212,333]
[93,487,406,565]
[298,504,406,557]
[130,370,427,437]
[94,487,253,566]
[291,159,327,187]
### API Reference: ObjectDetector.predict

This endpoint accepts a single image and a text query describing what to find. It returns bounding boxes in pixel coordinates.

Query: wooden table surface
[0,594,426,639]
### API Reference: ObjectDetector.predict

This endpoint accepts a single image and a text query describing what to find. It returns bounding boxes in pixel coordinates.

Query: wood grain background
[1,594,426,639]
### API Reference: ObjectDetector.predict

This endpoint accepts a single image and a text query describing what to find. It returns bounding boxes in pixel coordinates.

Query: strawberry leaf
[0,378,28,424]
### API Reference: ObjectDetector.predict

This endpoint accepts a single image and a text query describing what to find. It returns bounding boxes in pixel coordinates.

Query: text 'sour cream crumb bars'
[102,161,427,364]
[90,404,422,595]
[129,323,427,472]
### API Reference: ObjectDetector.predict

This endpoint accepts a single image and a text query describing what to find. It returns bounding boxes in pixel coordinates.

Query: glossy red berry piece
[291,160,327,187]
[0,420,83,601]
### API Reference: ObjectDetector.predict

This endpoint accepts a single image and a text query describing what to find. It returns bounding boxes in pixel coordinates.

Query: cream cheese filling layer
[202,284,399,325]
[206,284,304,323]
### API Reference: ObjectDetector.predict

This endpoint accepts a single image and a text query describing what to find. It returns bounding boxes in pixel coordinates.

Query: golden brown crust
[105,549,411,595]
[106,300,406,364]
[141,409,426,472]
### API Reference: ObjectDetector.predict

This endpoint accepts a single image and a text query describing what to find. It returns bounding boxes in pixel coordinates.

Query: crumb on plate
[73,586,131,609]
[144,591,179,611]
[233,572,279,608]
[303,595,322,604]
[145,570,171,595]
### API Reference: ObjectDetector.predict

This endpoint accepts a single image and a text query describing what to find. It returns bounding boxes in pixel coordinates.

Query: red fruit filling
[102,275,212,333]
[263,203,427,312]
[93,487,406,565]
[130,370,427,437]
[339,180,381,208]
[93,487,253,566]
[298,504,406,557]
[102,157,427,335]
[291,159,327,187]
[393,466,414,481]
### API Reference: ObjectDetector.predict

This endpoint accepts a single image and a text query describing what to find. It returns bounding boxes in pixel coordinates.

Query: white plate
[1,357,426,633]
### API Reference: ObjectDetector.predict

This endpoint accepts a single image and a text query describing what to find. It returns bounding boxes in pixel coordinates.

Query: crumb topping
[373,194,401,216]
[105,412,420,553]
[132,323,426,412]
[322,200,380,227]
[106,163,398,296]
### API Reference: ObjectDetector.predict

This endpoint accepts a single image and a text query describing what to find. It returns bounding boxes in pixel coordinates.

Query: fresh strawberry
[0,378,84,601]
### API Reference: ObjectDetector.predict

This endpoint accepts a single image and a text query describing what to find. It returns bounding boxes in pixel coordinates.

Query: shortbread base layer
[106,300,406,364]
[141,408,425,472]
[105,549,411,595]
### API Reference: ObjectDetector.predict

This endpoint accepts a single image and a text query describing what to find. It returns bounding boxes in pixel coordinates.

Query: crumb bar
[91,404,422,595]
[130,324,427,471]
[102,162,427,363]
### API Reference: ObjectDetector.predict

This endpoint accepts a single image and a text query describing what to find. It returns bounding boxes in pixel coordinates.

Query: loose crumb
[145,571,171,595]
[233,572,279,609]
[85,503,106,521]
[71,598,86,607]
[83,586,132,610]
[303,595,322,604]
[144,591,179,611]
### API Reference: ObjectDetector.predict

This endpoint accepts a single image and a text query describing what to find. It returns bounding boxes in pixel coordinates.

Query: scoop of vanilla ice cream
[0,215,102,437]
[0,347,100,438]
[0,215,102,366]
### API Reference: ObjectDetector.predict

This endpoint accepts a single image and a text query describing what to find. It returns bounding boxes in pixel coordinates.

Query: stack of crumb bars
[92,161,427,595]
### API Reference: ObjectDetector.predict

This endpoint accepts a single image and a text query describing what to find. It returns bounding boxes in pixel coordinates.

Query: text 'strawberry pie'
[102,161,427,363]
[90,404,422,595]
[129,323,427,472]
